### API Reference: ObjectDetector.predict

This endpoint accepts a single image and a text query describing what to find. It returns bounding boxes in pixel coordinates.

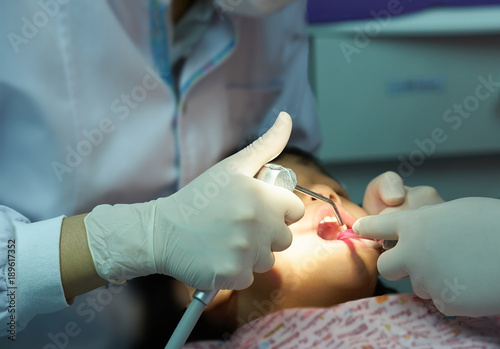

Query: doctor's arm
[0,207,73,334]
[65,113,303,298]
[2,112,303,334]
[69,114,302,296]
[60,214,106,300]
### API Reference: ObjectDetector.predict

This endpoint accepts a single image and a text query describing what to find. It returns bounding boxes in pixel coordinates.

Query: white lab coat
[0,0,320,347]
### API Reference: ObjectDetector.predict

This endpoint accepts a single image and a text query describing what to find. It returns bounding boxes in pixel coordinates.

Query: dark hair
[274,146,346,188]
[275,146,334,178]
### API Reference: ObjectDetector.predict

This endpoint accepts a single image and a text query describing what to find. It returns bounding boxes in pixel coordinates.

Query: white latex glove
[362,171,406,215]
[84,112,304,290]
[379,185,445,215]
[354,197,500,317]
[369,185,445,250]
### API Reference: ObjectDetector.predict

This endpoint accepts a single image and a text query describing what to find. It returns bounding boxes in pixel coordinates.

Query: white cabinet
[309,6,500,163]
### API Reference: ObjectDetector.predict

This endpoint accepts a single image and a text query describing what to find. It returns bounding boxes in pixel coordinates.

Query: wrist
[84,200,159,284]
[61,214,107,300]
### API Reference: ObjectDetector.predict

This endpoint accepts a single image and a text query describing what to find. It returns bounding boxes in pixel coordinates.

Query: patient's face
[195,154,382,328]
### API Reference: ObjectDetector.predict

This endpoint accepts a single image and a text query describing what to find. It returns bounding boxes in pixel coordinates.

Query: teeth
[319,216,338,224]
[323,216,338,223]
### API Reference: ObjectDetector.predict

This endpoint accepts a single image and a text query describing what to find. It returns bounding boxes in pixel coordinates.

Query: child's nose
[303,184,342,206]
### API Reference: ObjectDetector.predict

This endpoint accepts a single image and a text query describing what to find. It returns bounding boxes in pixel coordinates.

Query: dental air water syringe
[165,164,347,348]
[256,164,345,227]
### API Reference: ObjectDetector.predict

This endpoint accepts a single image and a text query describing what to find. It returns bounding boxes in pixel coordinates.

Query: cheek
[341,199,368,220]
[273,237,380,298]
[288,217,309,234]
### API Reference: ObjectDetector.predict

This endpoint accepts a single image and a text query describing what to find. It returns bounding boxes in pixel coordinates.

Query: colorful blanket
[184,293,500,348]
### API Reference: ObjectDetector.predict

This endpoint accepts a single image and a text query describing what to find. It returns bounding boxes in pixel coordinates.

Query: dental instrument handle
[256,164,345,227]
[165,290,218,349]
[255,163,296,191]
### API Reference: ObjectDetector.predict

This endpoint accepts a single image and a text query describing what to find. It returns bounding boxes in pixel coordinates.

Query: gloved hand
[84,112,304,290]
[378,185,445,215]
[362,171,406,215]
[354,197,500,317]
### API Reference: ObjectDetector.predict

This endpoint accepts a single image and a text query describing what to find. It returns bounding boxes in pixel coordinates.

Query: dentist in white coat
[0,0,407,347]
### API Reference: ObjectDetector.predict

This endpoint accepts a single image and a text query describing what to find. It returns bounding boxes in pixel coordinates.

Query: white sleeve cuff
[14,216,69,330]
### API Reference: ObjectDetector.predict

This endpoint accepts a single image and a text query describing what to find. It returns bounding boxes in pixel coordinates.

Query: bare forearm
[60,214,107,300]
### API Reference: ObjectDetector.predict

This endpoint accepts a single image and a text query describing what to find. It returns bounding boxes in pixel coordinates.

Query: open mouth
[316,215,378,247]
[317,215,346,240]
[314,204,365,242]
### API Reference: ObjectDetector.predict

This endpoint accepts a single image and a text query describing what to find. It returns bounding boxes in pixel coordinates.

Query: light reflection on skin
[176,153,382,330]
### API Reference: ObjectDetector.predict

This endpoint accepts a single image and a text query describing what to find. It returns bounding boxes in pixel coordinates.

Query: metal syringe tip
[294,185,344,226]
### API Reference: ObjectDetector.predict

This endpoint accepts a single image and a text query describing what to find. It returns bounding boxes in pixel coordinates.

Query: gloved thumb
[363,171,406,215]
[226,111,293,177]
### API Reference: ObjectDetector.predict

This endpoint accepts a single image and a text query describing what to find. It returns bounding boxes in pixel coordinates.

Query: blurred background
[305,0,500,292]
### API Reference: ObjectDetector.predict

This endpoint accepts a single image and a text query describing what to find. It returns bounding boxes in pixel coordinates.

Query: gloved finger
[378,172,406,205]
[409,275,432,300]
[231,270,254,291]
[224,111,293,177]
[279,188,306,225]
[267,189,302,250]
[376,248,408,280]
[363,171,405,215]
[253,249,276,273]
[380,186,445,215]
[271,224,293,252]
[352,213,401,240]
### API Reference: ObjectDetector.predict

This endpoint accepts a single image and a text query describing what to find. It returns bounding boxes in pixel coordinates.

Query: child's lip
[314,203,356,241]
[335,230,383,249]
[314,203,348,232]
[313,204,381,248]
[313,203,357,231]
[336,205,357,229]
